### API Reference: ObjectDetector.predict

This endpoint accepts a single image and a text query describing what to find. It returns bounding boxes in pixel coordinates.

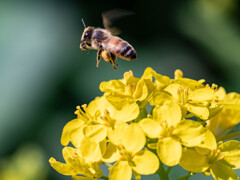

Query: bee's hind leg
[110,60,117,71]
[97,47,103,68]
[110,53,118,67]
[108,53,117,70]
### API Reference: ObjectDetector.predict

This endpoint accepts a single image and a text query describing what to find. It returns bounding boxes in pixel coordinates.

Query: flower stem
[101,175,109,180]
[157,161,169,180]
[166,166,172,174]
[175,172,195,180]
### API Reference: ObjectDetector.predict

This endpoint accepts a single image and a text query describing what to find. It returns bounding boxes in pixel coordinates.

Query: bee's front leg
[97,47,103,68]
[80,42,89,53]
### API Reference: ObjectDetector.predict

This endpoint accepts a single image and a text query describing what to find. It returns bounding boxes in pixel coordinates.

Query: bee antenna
[81,18,86,29]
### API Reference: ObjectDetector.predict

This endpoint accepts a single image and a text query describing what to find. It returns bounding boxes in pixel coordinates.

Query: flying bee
[80,9,137,70]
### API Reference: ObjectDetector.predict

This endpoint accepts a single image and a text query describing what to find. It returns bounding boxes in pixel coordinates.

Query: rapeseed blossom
[49,67,240,180]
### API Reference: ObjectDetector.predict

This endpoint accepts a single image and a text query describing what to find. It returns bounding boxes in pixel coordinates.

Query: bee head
[81,27,94,42]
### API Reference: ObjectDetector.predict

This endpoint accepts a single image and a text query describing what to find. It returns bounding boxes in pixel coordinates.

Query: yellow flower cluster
[49,67,240,180]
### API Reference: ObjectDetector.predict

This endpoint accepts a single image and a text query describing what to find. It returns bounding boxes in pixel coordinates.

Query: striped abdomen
[105,36,136,60]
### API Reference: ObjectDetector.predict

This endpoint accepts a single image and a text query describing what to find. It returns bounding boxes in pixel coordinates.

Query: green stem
[100,175,109,180]
[175,172,195,180]
[157,161,169,180]
[166,166,172,174]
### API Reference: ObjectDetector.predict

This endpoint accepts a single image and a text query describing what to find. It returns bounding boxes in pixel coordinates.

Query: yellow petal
[113,100,139,122]
[152,72,171,90]
[133,79,149,101]
[61,119,85,146]
[218,140,240,169]
[172,78,204,90]
[49,157,77,175]
[108,123,146,154]
[62,146,80,165]
[88,96,139,123]
[80,138,104,162]
[138,118,162,138]
[196,129,217,154]
[208,106,223,119]
[141,67,170,90]
[83,124,107,143]
[153,100,182,127]
[179,148,209,173]
[50,147,102,178]
[173,120,206,147]
[215,86,226,100]
[222,104,240,110]
[149,92,173,106]
[223,92,240,106]
[100,80,127,95]
[210,161,239,180]
[70,125,85,148]
[87,96,114,118]
[157,137,182,166]
[164,84,183,100]
[141,67,154,80]
[207,108,240,138]
[132,149,159,175]
[50,147,98,176]
[104,94,130,110]
[188,87,214,102]
[185,103,209,120]
[109,161,132,180]
[102,142,120,163]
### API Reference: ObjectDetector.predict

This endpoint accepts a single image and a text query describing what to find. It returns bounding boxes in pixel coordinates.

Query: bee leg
[110,53,118,67]
[97,47,103,68]
[114,61,119,67]
[80,42,89,53]
[110,60,117,70]
[86,43,92,54]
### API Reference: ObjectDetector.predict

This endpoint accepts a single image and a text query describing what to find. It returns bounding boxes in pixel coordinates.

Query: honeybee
[80,9,137,70]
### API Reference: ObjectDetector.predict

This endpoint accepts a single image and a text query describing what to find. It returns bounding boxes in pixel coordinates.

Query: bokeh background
[1,0,240,179]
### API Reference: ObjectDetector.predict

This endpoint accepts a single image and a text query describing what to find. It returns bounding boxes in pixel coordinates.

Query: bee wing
[102,9,134,35]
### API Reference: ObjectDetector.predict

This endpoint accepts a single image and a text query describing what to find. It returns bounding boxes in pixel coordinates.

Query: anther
[124,70,134,80]
[211,83,218,91]
[81,104,87,111]
[104,109,110,115]
[174,69,183,79]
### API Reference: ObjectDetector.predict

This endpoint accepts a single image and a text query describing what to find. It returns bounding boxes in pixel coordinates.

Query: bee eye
[84,31,89,38]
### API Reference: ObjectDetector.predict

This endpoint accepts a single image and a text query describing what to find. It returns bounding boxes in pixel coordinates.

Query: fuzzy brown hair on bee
[80,10,136,70]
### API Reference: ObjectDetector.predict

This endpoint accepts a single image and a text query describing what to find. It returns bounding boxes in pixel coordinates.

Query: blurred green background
[0,0,240,179]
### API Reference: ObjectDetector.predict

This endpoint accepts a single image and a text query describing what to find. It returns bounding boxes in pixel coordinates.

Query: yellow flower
[100,67,170,108]
[150,70,223,120]
[151,83,223,120]
[49,147,102,179]
[60,96,139,161]
[180,140,240,180]
[139,100,207,166]
[104,123,159,180]
[207,90,240,141]
[49,67,240,180]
